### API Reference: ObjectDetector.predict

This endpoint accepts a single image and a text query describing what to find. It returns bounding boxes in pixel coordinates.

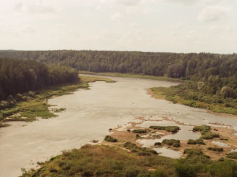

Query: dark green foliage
[104,135,117,142]
[202,132,220,140]
[193,125,211,135]
[0,51,237,98]
[124,142,158,156]
[175,159,198,177]
[193,125,219,139]
[209,160,237,177]
[132,129,147,133]
[149,126,180,133]
[162,139,180,147]
[226,152,237,159]
[187,138,205,145]
[207,147,223,152]
[154,142,162,146]
[0,58,78,102]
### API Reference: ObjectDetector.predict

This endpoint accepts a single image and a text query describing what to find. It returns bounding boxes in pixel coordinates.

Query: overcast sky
[0,0,236,53]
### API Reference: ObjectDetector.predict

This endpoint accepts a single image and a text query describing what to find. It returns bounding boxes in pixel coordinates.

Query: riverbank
[80,71,181,82]
[0,75,115,125]
[21,116,237,177]
[149,82,237,116]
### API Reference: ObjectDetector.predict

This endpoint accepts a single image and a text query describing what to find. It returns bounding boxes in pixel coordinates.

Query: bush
[124,142,158,156]
[193,125,219,139]
[209,160,237,177]
[208,147,223,152]
[132,129,147,133]
[150,126,180,133]
[151,169,168,177]
[154,142,162,146]
[202,132,219,140]
[227,152,237,159]
[104,135,118,142]
[193,125,210,135]
[175,160,198,177]
[162,139,180,147]
[187,138,205,145]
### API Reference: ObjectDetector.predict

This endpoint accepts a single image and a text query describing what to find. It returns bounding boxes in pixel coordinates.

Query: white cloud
[160,0,198,5]
[198,6,230,22]
[14,1,56,14]
[110,13,123,20]
[116,0,141,6]
[21,25,36,33]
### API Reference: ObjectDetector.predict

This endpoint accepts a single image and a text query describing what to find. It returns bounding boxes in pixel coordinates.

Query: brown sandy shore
[99,116,237,161]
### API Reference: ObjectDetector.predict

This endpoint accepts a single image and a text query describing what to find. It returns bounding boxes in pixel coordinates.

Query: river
[0,75,237,177]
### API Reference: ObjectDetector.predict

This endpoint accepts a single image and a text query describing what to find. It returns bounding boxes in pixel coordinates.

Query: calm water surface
[0,75,237,177]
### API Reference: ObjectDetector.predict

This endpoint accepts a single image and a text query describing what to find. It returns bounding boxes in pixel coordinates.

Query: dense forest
[0,58,78,102]
[0,50,236,100]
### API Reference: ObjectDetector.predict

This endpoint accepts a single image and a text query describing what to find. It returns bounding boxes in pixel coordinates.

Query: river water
[0,75,237,177]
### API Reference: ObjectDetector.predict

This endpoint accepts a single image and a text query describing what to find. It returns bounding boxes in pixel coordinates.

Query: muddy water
[0,75,237,177]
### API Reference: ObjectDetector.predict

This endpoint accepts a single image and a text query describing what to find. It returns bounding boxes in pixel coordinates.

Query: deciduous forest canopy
[0,58,78,101]
[0,50,236,99]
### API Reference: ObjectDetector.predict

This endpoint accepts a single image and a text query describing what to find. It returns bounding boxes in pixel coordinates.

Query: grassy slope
[0,76,115,123]
[21,145,237,177]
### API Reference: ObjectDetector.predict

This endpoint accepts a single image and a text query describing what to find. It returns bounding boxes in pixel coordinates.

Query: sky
[0,0,237,53]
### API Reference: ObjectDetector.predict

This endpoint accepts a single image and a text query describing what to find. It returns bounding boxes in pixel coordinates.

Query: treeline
[0,58,78,102]
[0,50,236,99]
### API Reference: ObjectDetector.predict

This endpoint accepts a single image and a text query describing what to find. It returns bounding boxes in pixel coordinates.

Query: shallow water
[212,141,230,147]
[153,147,182,159]
[0,75,237,177]
[137,120,200,147]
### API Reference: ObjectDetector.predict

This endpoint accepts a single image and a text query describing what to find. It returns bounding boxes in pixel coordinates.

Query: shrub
[151,169,168,177]
[132,129,147,133]
[208,147,223,152]
[162,139,180,147]
[104,136,117,142]
[150,126,180,133]
[175,159,198,177]
[227,152,237,159]
[193,125,219,139]
[193,125,210,135]
[209,160,237,177]
[154,142,162,146]
[124,142,158,156]
[187,138,205,145]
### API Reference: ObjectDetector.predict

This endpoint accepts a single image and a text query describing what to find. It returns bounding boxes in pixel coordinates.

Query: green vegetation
[81,71,179,82]
[132,129,147,133]
[21,145,237,177]
[1,50,237,115]
[104,135,118,142]
[0,58,78,102]
[150,126,180,133]
[227,152,237,159]
[0,76,114,123]
[187,138,205,145]
[192,125,220,140]
[207,147,224,152]
[162,139,181,147]
[151,82,237,115]
[154,142,162,146]
[124,142,158,156]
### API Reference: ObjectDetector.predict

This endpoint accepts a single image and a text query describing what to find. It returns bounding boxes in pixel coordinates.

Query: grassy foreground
[80,71,180,82]
[150,82,237,116]
[21,144,237,177]
[0,76,114,124]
